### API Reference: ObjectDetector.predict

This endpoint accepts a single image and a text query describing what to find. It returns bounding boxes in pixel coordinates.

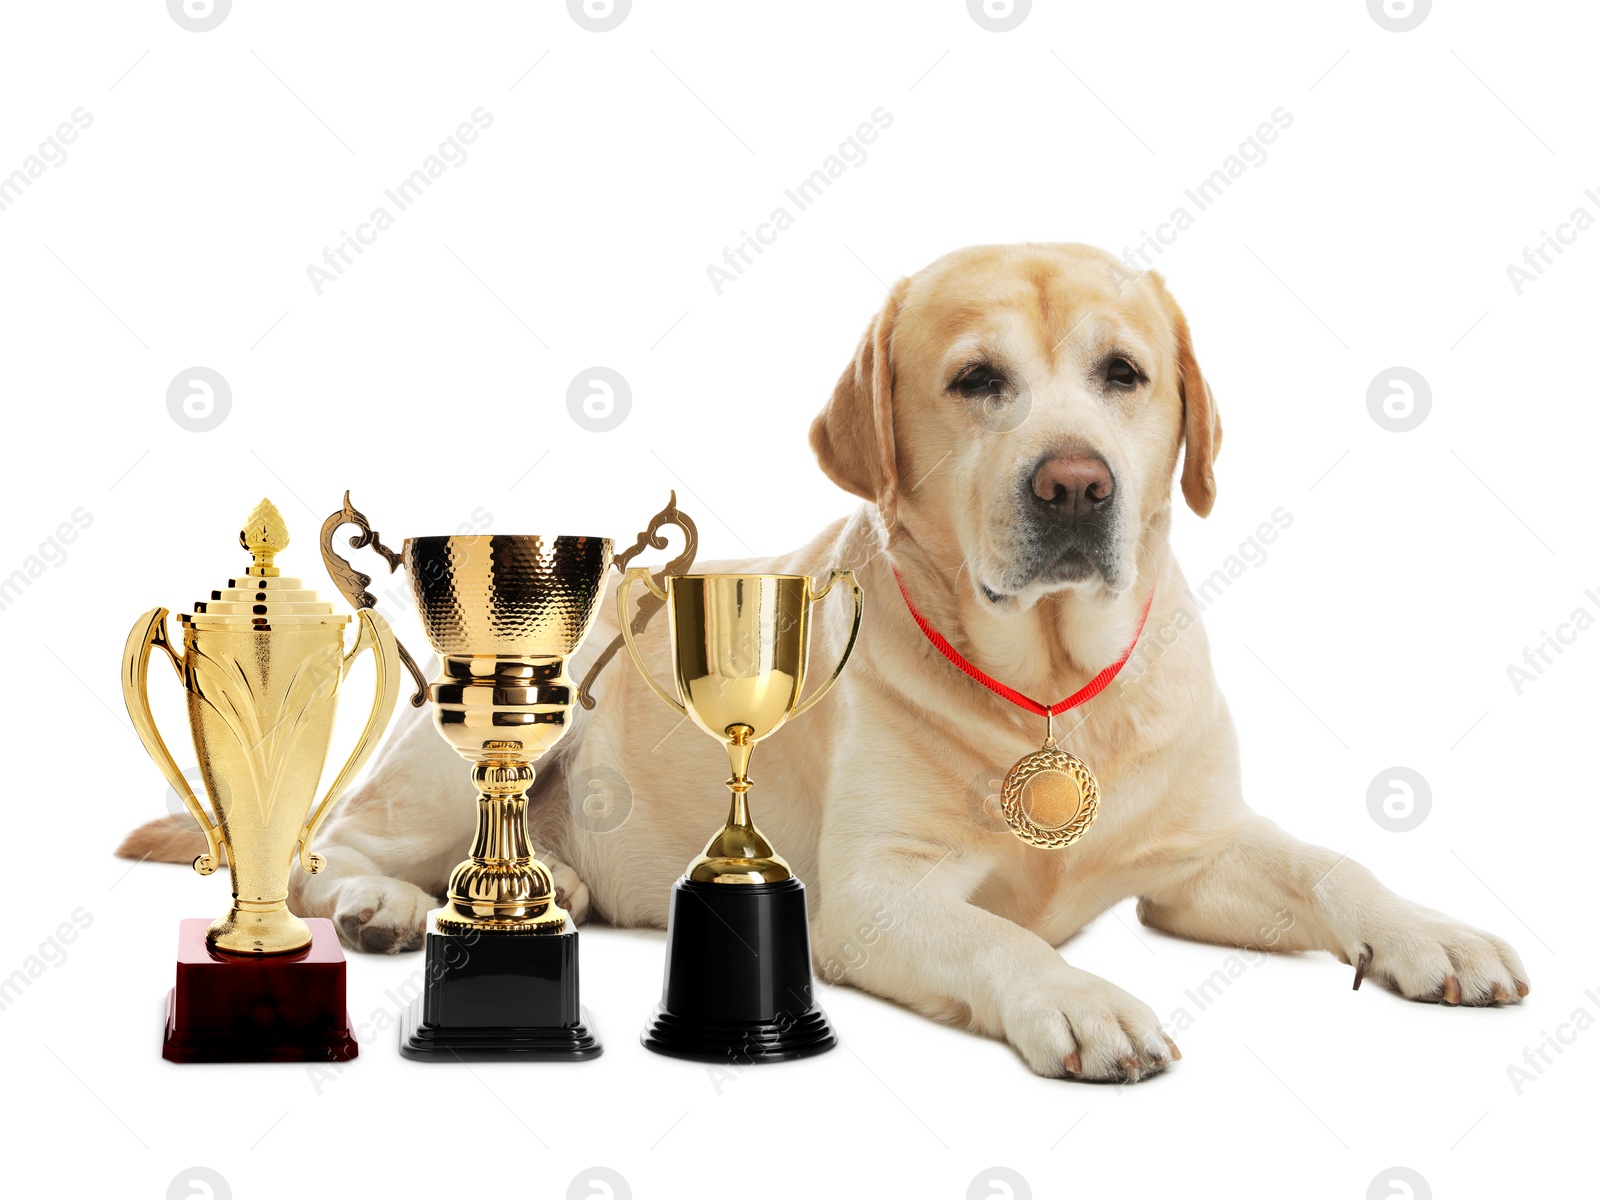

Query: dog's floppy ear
[810,279,908,521]
[1151,273,1222,517]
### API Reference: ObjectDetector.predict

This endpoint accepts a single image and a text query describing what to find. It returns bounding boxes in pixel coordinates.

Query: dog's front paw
[1345,909,1529,1006]
[534,846,591,925]
[1006,969,1179,1082]
[332,876,436,954]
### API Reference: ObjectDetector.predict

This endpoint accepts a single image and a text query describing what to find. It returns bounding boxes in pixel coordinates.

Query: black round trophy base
[642,1004,835,1063]
[399,996,602,1062]
[642,876,837,1064]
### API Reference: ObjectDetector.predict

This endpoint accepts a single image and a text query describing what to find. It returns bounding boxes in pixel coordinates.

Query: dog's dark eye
[952,363,1009,398]
[1106,357,1142,389]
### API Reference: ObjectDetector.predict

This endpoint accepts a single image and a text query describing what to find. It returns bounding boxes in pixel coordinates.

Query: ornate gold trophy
[321,492,696,1061]
[122,499,401,1062]
[618,569,862,1061]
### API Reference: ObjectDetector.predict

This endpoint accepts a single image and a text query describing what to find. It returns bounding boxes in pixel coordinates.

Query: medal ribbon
[891,568,1158,718]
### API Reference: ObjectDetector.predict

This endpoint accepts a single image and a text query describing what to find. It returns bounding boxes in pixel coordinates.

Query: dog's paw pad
[1350,914,1528,1007]
[533,847,591,924]
[1009,975,1175,1083]
[332,876,436,955]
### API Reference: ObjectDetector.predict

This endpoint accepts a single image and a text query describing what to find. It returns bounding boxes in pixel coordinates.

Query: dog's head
[811,243,1220,607]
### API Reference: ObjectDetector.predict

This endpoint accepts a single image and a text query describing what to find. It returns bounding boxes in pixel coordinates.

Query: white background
[1,2,1595,1198]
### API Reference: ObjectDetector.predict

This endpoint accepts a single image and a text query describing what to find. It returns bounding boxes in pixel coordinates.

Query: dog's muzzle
[1014,450,1119,587]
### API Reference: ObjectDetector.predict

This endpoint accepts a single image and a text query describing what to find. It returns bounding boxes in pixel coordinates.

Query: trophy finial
[241,498,290,578]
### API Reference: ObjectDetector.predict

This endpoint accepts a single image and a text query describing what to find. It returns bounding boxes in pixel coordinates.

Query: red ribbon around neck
[891,567,1158,718]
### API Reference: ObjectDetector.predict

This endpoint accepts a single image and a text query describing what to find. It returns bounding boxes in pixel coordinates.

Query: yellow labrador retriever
[121,243,1528,1080]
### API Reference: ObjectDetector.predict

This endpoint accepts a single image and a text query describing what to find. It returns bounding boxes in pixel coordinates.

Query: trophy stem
[687,725,793,884]
[723,723,755,831]
[436,760,568,934]
[467,770,534,865]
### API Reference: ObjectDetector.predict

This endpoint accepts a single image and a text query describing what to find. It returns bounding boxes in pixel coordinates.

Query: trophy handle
[296,608,402,874]
[577,491,699,710]
[616,566,686,716]
[319,490,428,708]
[121,607,223,876]
[790,568,865,720]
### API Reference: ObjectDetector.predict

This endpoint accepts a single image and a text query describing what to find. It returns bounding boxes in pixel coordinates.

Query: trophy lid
[179,498,351,633]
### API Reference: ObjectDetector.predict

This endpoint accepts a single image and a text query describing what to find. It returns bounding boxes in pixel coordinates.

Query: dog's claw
[1491,982,1512,1003]
[1352,948,1371,991]
[1442,975,1462,1005]
[1063,1051,1082,1076]
[1514,978,1530,997]
[1162,1032,1182,1061]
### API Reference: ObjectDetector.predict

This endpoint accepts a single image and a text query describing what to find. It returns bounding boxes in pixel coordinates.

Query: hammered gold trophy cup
[122,500,401,1062]
[619,569,862,1061]
[321,492,696,1060]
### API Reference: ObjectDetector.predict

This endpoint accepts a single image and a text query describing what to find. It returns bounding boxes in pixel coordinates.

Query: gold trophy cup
[122,499,401,1062]
[618,568,862,1061]
[322,494,621,1060]
[403,529,614,938]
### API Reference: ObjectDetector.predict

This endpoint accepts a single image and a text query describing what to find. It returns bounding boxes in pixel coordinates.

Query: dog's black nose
[1030,453,1114,522]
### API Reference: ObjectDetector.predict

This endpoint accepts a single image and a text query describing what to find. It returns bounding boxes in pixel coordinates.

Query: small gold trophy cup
[619,569,862,1061]
[323,493,668,1061]
[122,499,402,1062]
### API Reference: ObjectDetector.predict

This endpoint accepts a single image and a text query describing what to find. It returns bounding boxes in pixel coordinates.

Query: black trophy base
[642,876,836,1064]
[398,914,602,1062]
[399,996,600,1062]
[643,1004,836,1063]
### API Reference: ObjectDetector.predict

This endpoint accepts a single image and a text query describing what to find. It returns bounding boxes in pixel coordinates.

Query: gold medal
[893,567,1156,854]
[1000,730,1100,849]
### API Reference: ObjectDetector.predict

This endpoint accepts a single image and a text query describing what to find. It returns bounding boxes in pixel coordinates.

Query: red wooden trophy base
[163,917,358,1064]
